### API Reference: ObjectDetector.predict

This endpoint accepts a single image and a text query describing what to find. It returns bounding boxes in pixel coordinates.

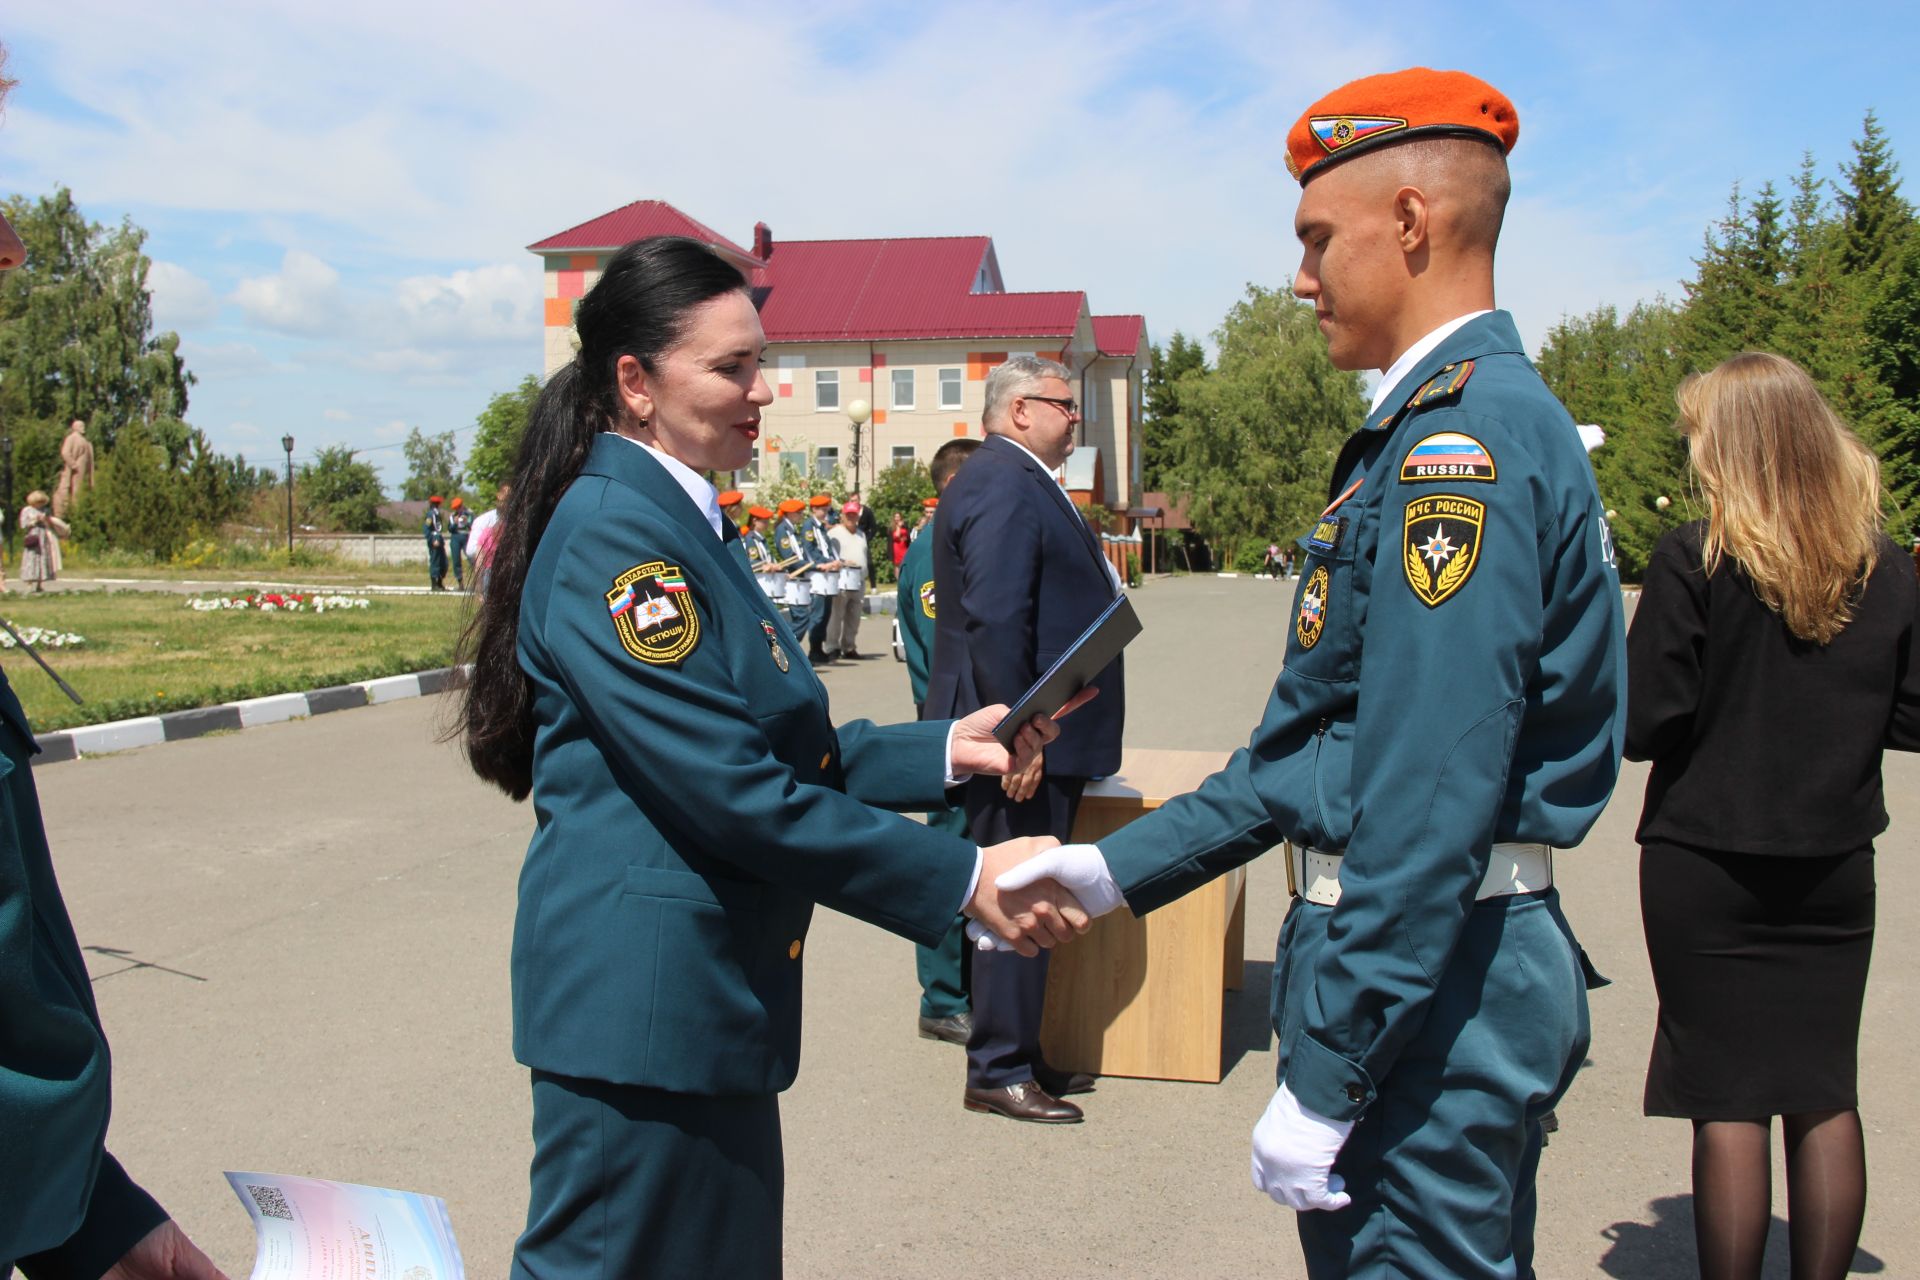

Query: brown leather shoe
[963,1081,1084,1124]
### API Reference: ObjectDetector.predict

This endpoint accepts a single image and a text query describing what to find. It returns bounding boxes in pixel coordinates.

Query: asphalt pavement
[27,573,1917,1277]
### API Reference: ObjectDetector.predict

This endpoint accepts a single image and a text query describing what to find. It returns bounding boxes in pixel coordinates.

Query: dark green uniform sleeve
[15,1153,167,1280]
[834,718,956,811]
[541,507,973,943]
[1284,415,1547,1120]
[897,533,935,706]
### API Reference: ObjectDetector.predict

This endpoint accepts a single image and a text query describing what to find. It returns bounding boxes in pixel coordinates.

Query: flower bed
[187,592,372,614]
[0,625,86,649]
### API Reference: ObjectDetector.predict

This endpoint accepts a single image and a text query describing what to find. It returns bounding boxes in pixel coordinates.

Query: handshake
[962,840,1127,956]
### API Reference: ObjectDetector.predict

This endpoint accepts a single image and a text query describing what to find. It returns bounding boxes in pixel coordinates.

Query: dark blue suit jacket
[924,434,1124,778]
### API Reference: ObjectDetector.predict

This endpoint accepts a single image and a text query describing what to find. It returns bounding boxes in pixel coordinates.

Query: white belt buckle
[1289,842,1552,908]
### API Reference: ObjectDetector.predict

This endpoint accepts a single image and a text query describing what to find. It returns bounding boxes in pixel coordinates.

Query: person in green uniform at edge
[448,497,473,591]
[897,438,981,1045]
[0,48,229,1280]
[454,235,1094,1280]
[983,69,1624,1279]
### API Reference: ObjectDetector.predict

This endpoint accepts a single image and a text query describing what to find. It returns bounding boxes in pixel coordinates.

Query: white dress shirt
[1369,311,1491,414]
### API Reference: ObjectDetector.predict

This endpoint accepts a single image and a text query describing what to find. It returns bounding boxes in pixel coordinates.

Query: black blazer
[1627,521,1920,855]
[924,434,1125,778]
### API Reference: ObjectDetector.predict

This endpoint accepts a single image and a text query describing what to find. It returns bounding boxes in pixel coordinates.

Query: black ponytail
[456,236,749,798]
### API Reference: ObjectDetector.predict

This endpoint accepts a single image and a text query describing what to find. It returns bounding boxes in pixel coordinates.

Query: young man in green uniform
[897,439,980,1044]
[994,69,1624,1277]
[0,70,227,1279]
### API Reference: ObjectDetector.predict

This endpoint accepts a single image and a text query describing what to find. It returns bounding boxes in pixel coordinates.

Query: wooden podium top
[1081,748,1230,811]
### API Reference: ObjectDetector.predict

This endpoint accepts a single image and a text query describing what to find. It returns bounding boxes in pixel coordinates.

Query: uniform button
[1345,1083,1367,1104]
[788,939,803,960]
[819,752,831,769]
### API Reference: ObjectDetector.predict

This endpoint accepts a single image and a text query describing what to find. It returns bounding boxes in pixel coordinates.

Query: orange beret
[717,489,743,508]
[776,498,805,515]
[748,505,774,520]
[1285,67,1517,186]
[808,494,832,507]
[429,495,443,504]
[922,497,939,509]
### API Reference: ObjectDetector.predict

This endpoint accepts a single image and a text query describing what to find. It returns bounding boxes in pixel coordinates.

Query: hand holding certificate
[990,593,1142,749]
[223,1173,464,1280]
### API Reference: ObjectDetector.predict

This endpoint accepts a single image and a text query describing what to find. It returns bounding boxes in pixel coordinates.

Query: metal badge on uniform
[1296,565,1330,649]
[918,581,937,619]
[1402,495,1485,608]
[606,561,701,665]
[1306,517,1346,556]
[760,619,790,673]
[1400,431,1496,484]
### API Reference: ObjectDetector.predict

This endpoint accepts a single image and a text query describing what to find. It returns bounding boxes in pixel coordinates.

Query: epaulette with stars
[1407,359,1475,409]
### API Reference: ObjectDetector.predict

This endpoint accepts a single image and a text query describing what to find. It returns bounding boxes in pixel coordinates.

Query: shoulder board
[1405,359,1475,410]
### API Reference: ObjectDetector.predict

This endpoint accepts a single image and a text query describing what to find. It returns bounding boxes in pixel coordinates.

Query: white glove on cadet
[966,843,1126,952]
[1251,1083,1355,1212]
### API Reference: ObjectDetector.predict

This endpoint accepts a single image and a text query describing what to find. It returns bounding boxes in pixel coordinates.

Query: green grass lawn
[0,590,468,731]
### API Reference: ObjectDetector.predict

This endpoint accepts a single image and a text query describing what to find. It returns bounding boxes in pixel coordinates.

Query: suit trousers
[1277,890,1589,1280]
[915,805,972,1018]
[963,774,1085,1088]
[512,1071,783,1280]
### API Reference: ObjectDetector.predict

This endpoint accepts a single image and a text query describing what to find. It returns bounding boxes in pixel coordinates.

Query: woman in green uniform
[456,235,1084,1279]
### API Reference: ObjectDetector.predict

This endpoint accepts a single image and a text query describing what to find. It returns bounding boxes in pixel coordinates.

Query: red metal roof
[527,200,755,260]
[1093,314,1146,357]
[749,237,1083,342]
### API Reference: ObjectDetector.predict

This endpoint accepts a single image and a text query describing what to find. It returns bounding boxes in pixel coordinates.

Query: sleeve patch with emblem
[1402,495,1484,607]
[1296,565,1329,649]
[918,581,937,619]
[607,560,701,665]
[1401,431,1496,484]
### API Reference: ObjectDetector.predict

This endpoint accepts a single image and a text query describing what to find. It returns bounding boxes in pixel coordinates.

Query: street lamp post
[281,434,296,557]
[845,399,872,490]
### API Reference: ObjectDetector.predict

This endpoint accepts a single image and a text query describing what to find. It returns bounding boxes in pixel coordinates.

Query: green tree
[299,445,385,531]
[0,188,195,452]
[401,426,462,501]
[1837,110,1910,273]
[1139,331,1207,491]
[1160,286,1364,566]
[864,459,935,528]
[466,374,540,495]
[68,420,190,559]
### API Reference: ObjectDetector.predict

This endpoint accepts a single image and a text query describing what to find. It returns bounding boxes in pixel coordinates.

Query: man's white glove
[1251,1083,1355,1212]
[966,843,1125,952]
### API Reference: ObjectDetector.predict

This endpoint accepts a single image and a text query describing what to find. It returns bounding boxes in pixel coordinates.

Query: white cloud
[390,261,542,345]
[147,260,220,329]
[232,250,348,337]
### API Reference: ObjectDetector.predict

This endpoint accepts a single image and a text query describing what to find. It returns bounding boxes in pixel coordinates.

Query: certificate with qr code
[222,1172,465,1280]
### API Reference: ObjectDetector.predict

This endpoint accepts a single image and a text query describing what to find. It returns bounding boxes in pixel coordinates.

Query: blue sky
[3,0,1914,488]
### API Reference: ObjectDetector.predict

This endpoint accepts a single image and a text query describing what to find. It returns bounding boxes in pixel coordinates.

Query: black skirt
[1640,840,1876,1120]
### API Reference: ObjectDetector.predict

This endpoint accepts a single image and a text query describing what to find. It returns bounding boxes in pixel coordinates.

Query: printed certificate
[223,1172,465,1280]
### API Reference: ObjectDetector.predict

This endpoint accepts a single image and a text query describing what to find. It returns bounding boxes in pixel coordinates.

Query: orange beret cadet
[1285,67,1518,186]
[922,497,939,509]
[776,498,804,516]
[748,505,774,520]
[717,489,743,508]
[808,494,832,508]
[429,495,443,505]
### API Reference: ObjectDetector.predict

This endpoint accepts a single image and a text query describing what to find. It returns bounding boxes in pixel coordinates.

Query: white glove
[966,843,1126,951]
[1251,1083,1354,1212]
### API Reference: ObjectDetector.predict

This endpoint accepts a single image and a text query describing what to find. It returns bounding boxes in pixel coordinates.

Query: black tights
[1692,1110,1866,1280]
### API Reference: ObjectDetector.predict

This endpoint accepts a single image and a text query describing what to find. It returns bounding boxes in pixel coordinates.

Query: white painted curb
[66,717,166,755]
[361,675,422,705]
[236,693,310,728]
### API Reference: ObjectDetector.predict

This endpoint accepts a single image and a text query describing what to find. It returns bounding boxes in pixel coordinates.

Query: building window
[815,446,840,479]
[938,367,962,410]
[781,453,805,481]
[891,367,915,411]
[739,457,760,484]
[814,369,839,411]
[891,445,916,468]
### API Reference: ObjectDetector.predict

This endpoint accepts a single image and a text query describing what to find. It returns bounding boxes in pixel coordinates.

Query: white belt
[1286,842,1552,907]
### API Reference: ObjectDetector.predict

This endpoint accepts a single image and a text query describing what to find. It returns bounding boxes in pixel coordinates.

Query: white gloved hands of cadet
[1251,1083,1355,1213]
[966,843,1125,952]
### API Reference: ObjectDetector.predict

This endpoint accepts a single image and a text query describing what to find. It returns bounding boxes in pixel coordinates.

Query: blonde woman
[19,490,69,592]
[1627,352,1920,1280]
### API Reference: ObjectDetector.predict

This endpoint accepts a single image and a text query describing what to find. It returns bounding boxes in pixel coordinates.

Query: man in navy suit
[926,355,1126,1123]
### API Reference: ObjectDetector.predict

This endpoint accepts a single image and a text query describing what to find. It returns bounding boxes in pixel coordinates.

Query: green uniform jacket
[513,434,975,1096]
[1101,311,1626,1123]
[0,673,166,1276]
[896,516,937,707]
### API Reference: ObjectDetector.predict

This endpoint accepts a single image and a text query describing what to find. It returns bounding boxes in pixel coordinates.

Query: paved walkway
[32,574,1915,1277]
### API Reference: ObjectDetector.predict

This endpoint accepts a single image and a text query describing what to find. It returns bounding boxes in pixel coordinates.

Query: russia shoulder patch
[606,561,701,665]
[1401,431,1496,484]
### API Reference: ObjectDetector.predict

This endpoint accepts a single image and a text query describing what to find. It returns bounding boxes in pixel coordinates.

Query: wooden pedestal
[1039,749,1254,1083]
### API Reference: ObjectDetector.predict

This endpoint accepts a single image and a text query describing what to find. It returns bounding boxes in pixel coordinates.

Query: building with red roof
[530,201,1151,509]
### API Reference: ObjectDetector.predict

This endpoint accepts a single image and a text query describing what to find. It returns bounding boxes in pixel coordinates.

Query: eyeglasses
[1024,394,1080,417]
